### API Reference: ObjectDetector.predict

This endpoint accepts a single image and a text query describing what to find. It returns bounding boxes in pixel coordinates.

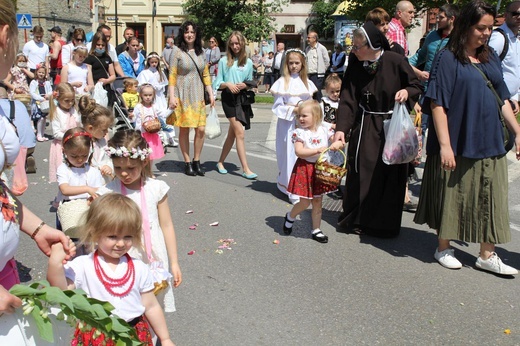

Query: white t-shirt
[65,253,154,321]
[56,163,105,201]
[22,40,50,70]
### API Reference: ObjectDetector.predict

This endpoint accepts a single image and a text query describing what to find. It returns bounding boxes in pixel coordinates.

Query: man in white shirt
[305,31,330,101]
[87,25,125,77]
[489,1,520,113]
[22,25,49,80]
[272,42,285,81]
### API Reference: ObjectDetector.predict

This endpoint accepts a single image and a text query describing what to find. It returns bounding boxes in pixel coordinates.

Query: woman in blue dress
[414,0,520,275]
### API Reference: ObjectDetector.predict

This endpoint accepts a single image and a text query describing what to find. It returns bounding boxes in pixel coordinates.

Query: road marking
[510,222,520,232]
[203,142,277,162]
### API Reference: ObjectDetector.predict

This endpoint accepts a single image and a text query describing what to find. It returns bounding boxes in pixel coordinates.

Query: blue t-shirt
[423,49,510,159]
[0,99,36,148]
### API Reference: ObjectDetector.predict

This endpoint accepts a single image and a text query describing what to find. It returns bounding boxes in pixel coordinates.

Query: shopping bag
[382,103,419,165]
[92,82,108,107]
[9,146,28,196]
[205,107,221,139]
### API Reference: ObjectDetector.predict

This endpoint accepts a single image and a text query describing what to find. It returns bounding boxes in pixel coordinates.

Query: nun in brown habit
[333,21,422,238]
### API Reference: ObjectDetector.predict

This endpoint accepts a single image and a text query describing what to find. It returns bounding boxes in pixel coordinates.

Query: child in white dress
[60,46,94,96]
[282,100,343,243]
[47,193,175,345]
[271,49,317,204]
[133,84,165,161]
[28,65,52,141]
[97,130,182,313]
[77,95,115,182]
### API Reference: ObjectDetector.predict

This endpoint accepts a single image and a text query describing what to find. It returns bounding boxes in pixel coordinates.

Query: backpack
[493,28,509,61]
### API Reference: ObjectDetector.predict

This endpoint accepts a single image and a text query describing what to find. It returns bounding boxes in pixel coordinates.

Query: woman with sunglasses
[333,21,422,238]
[61,28,86,66]
[205,36,221,83]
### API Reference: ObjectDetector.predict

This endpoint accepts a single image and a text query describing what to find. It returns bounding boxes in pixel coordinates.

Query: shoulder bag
[471,63,513,151]
[185,51,211,105]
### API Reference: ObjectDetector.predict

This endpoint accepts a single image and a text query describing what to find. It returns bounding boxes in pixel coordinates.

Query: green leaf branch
[10,280,143,345]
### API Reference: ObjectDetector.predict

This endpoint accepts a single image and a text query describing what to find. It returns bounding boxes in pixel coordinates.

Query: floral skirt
[72,315,153,345]
[287,158,336,199]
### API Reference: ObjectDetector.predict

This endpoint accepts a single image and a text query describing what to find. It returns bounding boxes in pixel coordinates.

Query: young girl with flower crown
[55,127,104,230]
[48,82,81,184]
[97,130,182,313]
[28,64,52,141]
[282,100,344,243]
[133,84,165,162]
[47,193,175,345]
[77,95,115,181]
[271,49,317,204]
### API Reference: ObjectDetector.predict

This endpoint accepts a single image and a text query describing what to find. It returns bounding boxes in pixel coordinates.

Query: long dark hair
[446,0,496,64]
[175,21,204,56]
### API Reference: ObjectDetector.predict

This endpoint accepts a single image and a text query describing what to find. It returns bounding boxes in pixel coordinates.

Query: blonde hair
[298,99,322,129]
[49,83,75,121]
[78,95,115,130]
[138,84,156,103]
[282,51,309,92]
[226,31,247,67]
[324,73,342,89]
[0,0,19,68]
[123,78,138,91]
[79,193,143,252]
[108,129,153,178]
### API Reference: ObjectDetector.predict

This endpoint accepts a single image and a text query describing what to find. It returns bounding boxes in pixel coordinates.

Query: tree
[309,0,343,40]
[183,0,288,44]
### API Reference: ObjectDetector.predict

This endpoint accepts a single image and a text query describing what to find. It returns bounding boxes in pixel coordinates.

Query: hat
[49,26,62,34]
[361,21,390,51]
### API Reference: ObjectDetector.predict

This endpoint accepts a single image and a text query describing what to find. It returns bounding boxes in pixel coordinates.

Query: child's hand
[88,187,99,199]
[50,242,68,264]
[316,146,328,154]
[100,165,113,176]
[128,111,135,120]
[160,339,175,346]
[170,262,182,288]
[329,141,344,151]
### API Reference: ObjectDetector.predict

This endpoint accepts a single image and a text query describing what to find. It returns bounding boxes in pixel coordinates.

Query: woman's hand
[226,83,241,94]
[394,89,408,103]
[333,131,346,145]
[0,285,22,314]
[169,97,178,109]
[515,136,520,161]
[440,145,456,171]
[329,140,344,151]
[98,78,107,85]
[33,226,76,261]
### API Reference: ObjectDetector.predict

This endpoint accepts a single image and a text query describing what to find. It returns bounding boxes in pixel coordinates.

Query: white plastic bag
[205,107,221,139]
[382,103,419,165]
[92,82,108,107]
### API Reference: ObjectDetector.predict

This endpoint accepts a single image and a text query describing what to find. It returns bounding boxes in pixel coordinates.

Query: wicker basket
[142,117,161,133]
[57,199,90,238]
[315,148,347,187]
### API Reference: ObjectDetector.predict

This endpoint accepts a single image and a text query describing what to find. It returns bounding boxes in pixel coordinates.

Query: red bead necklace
[94,251,135,297]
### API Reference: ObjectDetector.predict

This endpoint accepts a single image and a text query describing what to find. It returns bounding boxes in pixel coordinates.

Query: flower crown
[286,48,306,58]
[105,146,152,161]
[147,54,161,61]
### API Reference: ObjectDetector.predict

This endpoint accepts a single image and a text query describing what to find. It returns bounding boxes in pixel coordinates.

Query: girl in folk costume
[283,100,344,243]
[55,128,104,230]
[47,193,176,345]
[28,64,52,141]
[60,45,94,96]
[133,84,165,161]
[49,82,81,183]
[271,49,317,204]
[77,95,115,181]
[98,130,182,312]
[137,52,177,146]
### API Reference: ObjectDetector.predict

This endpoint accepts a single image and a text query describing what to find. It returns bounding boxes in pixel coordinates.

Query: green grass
[255,94,274,104]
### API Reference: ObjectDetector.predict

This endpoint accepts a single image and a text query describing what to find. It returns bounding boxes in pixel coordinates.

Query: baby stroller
[112,77,177,151]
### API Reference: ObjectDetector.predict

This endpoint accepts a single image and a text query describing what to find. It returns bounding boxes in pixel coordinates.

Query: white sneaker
[434,248,462,269]
[475,252,518,275]
[169,138,178,147]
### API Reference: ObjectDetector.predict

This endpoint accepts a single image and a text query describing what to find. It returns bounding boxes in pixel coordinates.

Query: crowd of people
[1,0,520,343]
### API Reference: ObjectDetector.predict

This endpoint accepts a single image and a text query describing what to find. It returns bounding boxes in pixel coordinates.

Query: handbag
[185,51,211,105]
[140,105,162,133]
[205,106,221,139]
[38,100,50,113]
[471,63,513,151]
[57,199,90,238]
[382,103,419,165]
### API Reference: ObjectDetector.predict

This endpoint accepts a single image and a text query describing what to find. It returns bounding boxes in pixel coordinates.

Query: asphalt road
[14,103,520,345]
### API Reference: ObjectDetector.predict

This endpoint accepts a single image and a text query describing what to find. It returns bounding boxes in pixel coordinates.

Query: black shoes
[184,162,196,176]
[192,160,205,176]
[283,213,294,235]
[312,231,329,243]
